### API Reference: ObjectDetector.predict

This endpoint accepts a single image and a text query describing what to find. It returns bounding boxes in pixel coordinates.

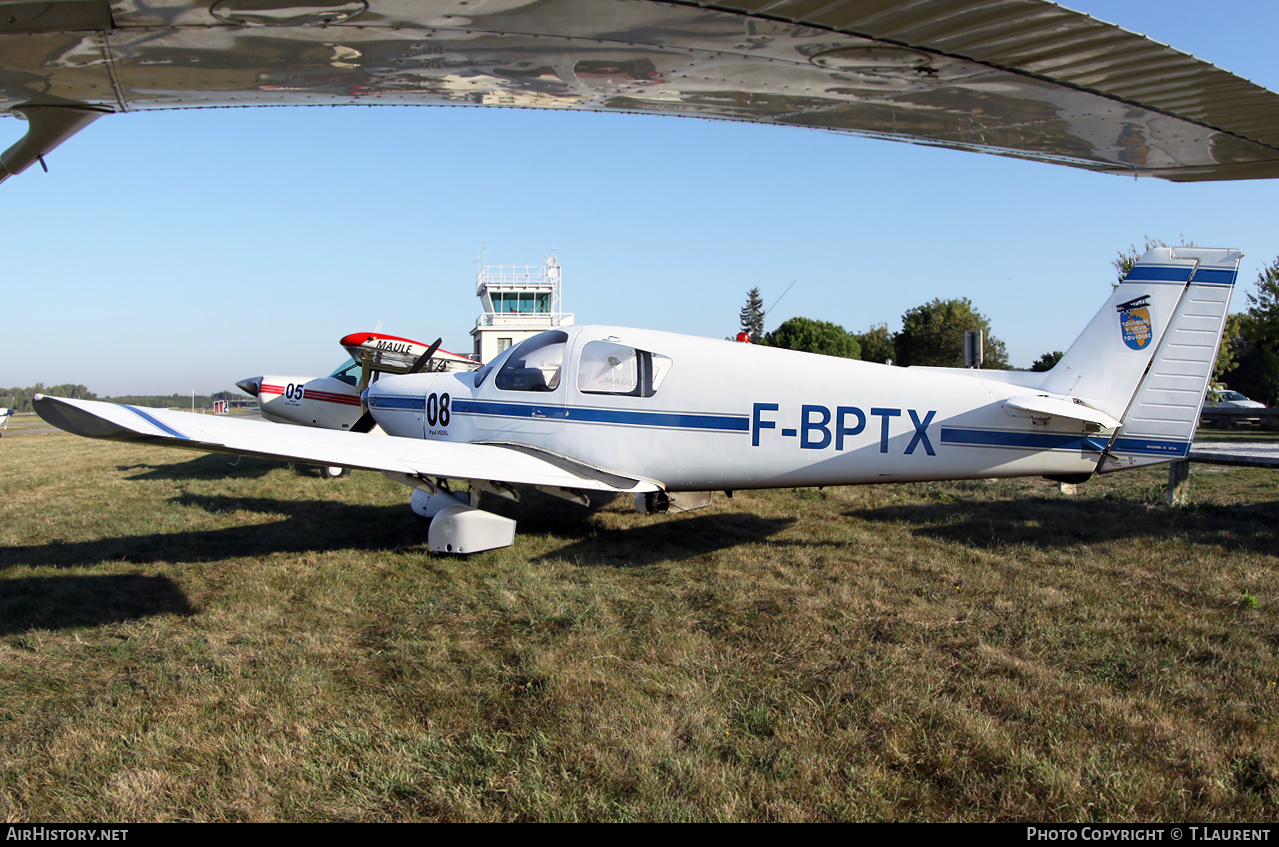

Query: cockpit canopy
[495,331,567,392]
[329,358,362,387]
[480,329,673,397]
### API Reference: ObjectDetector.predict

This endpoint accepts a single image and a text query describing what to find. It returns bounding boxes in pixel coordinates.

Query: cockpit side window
[495,331,568,392]
[577,340,671,397]
[328,358,362,387]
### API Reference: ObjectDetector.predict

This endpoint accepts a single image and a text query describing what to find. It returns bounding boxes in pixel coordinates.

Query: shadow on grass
[8,486,785,571]
[118,453,333,481]
[847,495,1279,556]
[1,490,658,570]
[0,574,194,634]
[0,496,429,569]
[539,512,797,567]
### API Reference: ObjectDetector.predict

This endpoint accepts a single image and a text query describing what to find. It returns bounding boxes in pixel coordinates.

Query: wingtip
[32,394,134,440]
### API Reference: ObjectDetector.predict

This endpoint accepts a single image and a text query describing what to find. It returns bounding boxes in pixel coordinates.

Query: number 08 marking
[426,393,451,427]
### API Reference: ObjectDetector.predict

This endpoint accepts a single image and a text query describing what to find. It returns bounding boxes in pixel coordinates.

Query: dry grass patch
[1,433,1276,820]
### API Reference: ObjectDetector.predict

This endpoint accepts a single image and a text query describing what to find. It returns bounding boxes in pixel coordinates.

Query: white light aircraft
[36,246,1240,553]
[0,404,13,435]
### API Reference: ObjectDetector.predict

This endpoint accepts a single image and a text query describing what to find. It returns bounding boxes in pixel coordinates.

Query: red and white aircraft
[237,332,479,433]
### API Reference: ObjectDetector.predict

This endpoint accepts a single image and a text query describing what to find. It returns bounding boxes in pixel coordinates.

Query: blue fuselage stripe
[125,405,190,440]
[941,427,1190,457]
[373,395,1191,457]
[452,398,750,431]
[941,428,1107,452]
[368,395,422,411]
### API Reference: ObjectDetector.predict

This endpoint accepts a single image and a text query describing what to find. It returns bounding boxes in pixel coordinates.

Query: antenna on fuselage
[767,280,797,314]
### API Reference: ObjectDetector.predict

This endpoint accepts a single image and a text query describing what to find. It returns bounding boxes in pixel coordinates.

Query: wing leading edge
[32,394,661,495]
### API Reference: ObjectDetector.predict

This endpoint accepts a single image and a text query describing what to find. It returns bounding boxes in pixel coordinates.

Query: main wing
[33,394,661,495]
[4,0,1279,182]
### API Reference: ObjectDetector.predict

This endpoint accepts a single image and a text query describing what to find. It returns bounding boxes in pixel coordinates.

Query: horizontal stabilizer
[33,395,661,495]
[1003,395,1122,429]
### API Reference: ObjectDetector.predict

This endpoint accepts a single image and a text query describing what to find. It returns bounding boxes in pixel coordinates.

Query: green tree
[1242,256,1279,402]
[1221,322,1268,402]
[893,298,1009,368]
[855,323,895,364]
[1031,350,1063,372]
[1213,313,1243,384]
[763,317,861,359]
[2,383,97,413]
[739,287,765,343]
[1113,235,1196,286]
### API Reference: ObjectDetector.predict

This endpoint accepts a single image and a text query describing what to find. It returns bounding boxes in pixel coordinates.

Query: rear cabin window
[494,331,567,392]
[577,340,671,397]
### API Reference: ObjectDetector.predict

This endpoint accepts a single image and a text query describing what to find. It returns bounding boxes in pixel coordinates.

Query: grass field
[1,431,1276,821]
[2,413,54,434]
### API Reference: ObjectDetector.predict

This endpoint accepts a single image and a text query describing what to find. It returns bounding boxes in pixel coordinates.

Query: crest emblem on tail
[1116,295,1153,350]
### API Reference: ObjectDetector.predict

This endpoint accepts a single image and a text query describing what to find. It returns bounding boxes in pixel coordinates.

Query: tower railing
[475,312,572,328]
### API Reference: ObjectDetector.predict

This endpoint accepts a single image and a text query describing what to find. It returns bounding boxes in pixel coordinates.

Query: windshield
[328,358,362,386]
[495,331,568,392]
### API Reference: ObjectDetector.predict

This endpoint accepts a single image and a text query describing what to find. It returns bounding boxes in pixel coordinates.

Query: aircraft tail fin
[1040,247,1241,471]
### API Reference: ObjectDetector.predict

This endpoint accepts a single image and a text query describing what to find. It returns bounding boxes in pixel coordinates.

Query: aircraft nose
[236,377,262,397]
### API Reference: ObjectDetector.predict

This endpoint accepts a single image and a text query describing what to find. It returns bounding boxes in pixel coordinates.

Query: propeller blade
[406,338,443,375]
[350,411,377,433]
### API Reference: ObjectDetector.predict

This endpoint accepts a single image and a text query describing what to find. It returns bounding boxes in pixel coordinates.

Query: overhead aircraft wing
[33,394,662,495]
[4,0,1279,183]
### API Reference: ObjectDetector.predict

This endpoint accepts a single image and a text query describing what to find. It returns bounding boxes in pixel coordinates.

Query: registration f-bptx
[36,247,1239,553]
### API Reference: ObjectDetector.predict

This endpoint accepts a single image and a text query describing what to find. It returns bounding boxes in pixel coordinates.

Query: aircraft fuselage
[365,326,1103,491]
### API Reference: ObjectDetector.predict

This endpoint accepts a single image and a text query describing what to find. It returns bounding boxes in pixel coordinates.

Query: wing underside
[33,394,661,495]
[3,0,1279,181]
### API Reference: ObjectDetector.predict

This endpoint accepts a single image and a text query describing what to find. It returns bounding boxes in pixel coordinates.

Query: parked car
[1203,390,1267,428]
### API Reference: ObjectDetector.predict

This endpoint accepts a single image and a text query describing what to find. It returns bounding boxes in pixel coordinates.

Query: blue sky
[3,1,1278,396]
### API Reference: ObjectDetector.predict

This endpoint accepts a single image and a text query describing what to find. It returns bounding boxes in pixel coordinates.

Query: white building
[471,255,574,364]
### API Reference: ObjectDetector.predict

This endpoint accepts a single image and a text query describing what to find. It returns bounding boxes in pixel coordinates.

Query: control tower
[471,254,574,363]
